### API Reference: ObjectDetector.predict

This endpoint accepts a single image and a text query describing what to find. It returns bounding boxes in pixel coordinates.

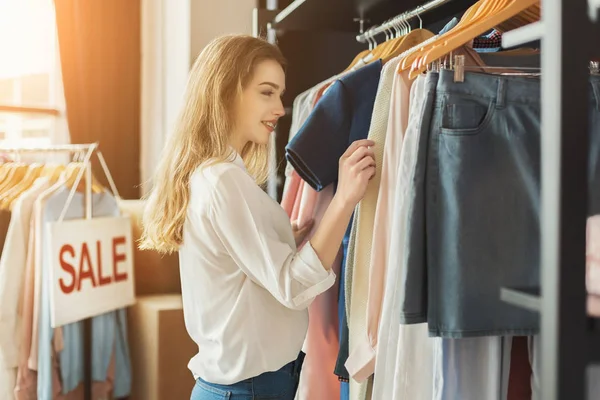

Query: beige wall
[140,0,255,194]
[190,0,255,63]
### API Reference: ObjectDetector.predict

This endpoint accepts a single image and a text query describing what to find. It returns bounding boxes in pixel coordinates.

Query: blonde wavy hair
[139,34,286,254]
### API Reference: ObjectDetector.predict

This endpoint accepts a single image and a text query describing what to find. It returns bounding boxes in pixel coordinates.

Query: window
[0,0,69,147]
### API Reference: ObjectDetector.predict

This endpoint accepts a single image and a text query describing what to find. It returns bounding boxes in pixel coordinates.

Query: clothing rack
[0,142,119,400]
[0,142,122,201]
[355,0,450,43]
[498,1,599,399]
[253,1,597,397]
[0,143,96,153]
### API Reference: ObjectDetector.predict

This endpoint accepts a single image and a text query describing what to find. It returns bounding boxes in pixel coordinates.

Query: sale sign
[47,216,136,327]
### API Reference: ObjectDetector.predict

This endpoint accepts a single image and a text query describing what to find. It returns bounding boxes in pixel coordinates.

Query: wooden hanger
[0,162,15,187]
[398,0,489,72]
[0,163,45,210]
[406,0,527,72]
[383,28,435,64]
[494,47,540,56]
[496,4,540,32]
[408,0,539,79]
[369,35,397,62]
[61,162,86,192]
[378,18,414,62]
[343,49,372,72]
[343,27,402,72]
[0,164,29,194]
[60,162,104,194]
[40,163,67,183]
[90,173,105,193]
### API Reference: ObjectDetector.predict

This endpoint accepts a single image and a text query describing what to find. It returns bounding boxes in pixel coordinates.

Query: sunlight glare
[0,0,55,79]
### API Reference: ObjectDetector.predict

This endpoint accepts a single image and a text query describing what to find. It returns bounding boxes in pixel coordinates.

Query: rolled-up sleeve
[209,168,336,310]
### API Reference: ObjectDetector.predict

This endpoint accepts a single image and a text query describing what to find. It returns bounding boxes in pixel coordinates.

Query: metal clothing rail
[355,0,450,43]
[0,142,121,201]
[0,143,96,153]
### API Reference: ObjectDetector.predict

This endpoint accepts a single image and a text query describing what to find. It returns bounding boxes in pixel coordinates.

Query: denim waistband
[278,351,305,378]
[434,68,600,109]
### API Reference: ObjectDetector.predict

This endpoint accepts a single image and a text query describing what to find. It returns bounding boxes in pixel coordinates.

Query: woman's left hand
[292,219,314,248]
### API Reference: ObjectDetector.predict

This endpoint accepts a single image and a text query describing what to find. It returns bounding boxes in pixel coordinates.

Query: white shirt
[372,73,443,400]
[0,178,50,361]
[179,151,336,385]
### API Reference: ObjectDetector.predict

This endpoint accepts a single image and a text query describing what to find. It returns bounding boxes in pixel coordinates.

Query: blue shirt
[286,60,383,191]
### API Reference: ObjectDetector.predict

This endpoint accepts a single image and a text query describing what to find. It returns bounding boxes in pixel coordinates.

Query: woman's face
[231,59,286,152]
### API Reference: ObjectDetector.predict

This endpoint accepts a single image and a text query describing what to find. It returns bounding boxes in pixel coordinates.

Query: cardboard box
[128,295,197,400]
[118,199,181,295]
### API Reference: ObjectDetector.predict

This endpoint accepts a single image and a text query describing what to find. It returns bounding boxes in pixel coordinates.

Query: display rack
[252,1,599,397]
[0,142,120,400]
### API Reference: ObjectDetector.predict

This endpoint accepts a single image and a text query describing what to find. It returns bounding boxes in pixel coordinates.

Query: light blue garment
[341,381,349,400]
[114,308,132,397]
[438,337,511,400]
[37,187,131,399]
[475,47,503,53]
[438,17,459,35]
[90,312,116,384]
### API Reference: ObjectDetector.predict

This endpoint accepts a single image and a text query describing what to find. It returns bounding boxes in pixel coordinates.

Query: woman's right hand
[309,139,376,270]
[336,139,376,207]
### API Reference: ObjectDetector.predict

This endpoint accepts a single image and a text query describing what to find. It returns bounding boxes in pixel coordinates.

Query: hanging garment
[587,215,600,302]
[0,177,51,399]
[285,60,383,192]
[528,336,540,400]
[295,185,342,400]
[374,68,512,400]
[343,56,408,383]
[286,61,384,397]
[342,16,461,388]
[15,179,53,400]
[294,59,375,400]
[0,364,16,400]
[29,181,64,373]
[472,29,503,52]
[36,187,131,399]
[285,77,342,400]
[506,337,533,400]
[401,70,600,337]
[372,73,443,400]
[436,337,513,400]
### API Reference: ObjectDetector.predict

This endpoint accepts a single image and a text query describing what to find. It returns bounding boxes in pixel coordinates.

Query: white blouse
[178,151,336,385]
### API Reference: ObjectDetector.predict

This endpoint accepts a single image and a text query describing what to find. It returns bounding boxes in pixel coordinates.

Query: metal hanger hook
[401,15,408,35]
[417,11,423,29]
[384,19,391,41]
[393,16,401,38]
[387,20,394,40]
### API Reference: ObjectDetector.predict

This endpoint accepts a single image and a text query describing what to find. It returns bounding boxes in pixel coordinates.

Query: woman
[140,34,375,400]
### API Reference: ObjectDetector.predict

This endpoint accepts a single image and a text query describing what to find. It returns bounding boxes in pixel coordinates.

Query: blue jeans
[190,353,305,400]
